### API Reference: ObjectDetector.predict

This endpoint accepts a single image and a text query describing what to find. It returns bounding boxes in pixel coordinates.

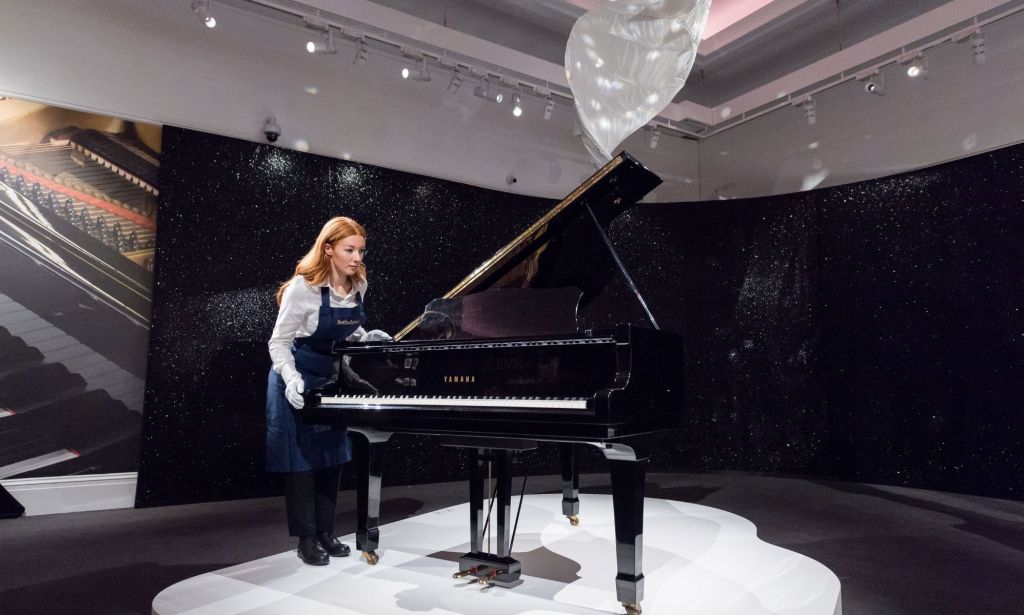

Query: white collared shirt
[268,275,368,382]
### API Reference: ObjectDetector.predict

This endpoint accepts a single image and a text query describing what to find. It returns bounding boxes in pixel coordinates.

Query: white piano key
[0,448,80,479]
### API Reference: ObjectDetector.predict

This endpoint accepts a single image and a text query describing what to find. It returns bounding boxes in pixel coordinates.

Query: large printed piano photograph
[0,97,157,483]
[2,1,1024,615]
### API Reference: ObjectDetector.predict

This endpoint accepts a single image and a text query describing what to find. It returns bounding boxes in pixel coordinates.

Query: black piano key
[0,337,44,376]
[0,363,86,411]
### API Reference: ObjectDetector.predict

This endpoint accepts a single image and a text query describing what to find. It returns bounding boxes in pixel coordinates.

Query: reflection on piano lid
[412,287,584,340]
[396,151,662,341]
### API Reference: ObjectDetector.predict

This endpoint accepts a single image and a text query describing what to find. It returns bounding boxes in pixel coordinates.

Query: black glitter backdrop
[137,127,555,506]
[139,127,1024,506]
[607,144,1023,499]
[818,155,1024,494]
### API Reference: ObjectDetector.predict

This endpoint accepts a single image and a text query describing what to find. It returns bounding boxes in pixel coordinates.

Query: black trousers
[284,465,343,538]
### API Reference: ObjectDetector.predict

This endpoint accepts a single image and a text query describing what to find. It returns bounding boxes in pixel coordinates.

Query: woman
[266,216,391,566]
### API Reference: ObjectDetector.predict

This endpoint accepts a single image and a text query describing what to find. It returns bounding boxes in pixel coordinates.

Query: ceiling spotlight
[302,14,330,31]
[473,77,503,103]
[802,97,817,125]
[906,54,928,79]
[402,57,430,81]
[862,73,885,96]
[970,30,986,64]
[191,0,216,28]
[648,125,661,149]
[353,38,369,66]
[447,69,464,94]
[510,92,523,117]
[543,96,554,120]
[306,29,337,54]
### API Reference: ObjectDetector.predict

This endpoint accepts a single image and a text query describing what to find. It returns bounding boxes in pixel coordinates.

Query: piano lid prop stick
[583,203,660,330]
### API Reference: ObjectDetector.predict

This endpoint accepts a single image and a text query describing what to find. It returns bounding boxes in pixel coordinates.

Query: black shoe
[316,532,351,557]
[297,536,329,566]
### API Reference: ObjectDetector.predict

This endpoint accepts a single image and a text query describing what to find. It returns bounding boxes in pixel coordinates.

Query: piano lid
[396,152,661,341]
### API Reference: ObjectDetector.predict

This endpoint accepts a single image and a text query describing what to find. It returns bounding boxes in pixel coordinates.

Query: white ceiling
[236,0,1024,137]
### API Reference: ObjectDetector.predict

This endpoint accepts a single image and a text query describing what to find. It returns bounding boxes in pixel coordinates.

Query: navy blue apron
[266,287,365,472]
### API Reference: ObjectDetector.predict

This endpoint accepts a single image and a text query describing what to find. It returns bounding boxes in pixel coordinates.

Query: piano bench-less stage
[301,153,685,615]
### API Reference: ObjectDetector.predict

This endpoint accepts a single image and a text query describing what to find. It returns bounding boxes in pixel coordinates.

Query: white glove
[360,329,393,343]
[284,375,305,409]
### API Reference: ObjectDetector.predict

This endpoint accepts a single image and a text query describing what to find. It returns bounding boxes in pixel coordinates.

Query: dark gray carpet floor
[1,471,1022,614]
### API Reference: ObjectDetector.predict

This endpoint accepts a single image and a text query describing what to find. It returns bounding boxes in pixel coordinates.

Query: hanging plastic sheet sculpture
[566,0,711,165]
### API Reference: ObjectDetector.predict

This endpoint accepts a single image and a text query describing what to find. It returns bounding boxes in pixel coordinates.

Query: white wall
[698,8,1024,200]
[0,0,699,202]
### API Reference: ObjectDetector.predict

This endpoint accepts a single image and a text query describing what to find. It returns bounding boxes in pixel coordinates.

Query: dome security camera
[263,116,281,142]
[505,173,518,186]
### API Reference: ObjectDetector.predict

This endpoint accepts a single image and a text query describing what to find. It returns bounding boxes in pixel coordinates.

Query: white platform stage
[153,494,841,615]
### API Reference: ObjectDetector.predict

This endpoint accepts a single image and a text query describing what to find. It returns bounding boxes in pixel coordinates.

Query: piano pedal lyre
[452,566,479,579]
[567,514,580,527]
[361,550,380,565]
[623,602,641,615]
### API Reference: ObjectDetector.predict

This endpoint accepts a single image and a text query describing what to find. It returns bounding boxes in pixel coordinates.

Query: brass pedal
[452,566,478,579]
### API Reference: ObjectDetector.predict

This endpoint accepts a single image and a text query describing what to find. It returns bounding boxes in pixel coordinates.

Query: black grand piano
[302,152,684,615]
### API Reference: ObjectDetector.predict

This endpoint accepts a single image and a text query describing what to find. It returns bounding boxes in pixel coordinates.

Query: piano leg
[350,428,391,565]
[559,443,580,526]
[598,443,647,615]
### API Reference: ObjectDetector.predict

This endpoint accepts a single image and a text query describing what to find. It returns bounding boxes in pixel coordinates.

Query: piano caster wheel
[567,514,580,527]
[361,550,380,565]
[623,602,641,615]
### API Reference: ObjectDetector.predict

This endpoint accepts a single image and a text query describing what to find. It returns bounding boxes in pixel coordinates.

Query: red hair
[276,216,367,304]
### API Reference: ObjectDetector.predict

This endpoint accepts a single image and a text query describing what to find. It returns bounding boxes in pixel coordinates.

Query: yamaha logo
[443,375,476,383]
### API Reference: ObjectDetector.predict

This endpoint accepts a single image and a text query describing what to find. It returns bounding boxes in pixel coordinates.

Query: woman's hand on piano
[284,375,305,409]
[360,329,393,343]
[341,356,379,394]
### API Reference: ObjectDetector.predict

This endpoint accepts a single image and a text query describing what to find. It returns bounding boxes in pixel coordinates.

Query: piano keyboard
[0,294,143,478]
[0,292,144,412]
[318,395,589,410]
